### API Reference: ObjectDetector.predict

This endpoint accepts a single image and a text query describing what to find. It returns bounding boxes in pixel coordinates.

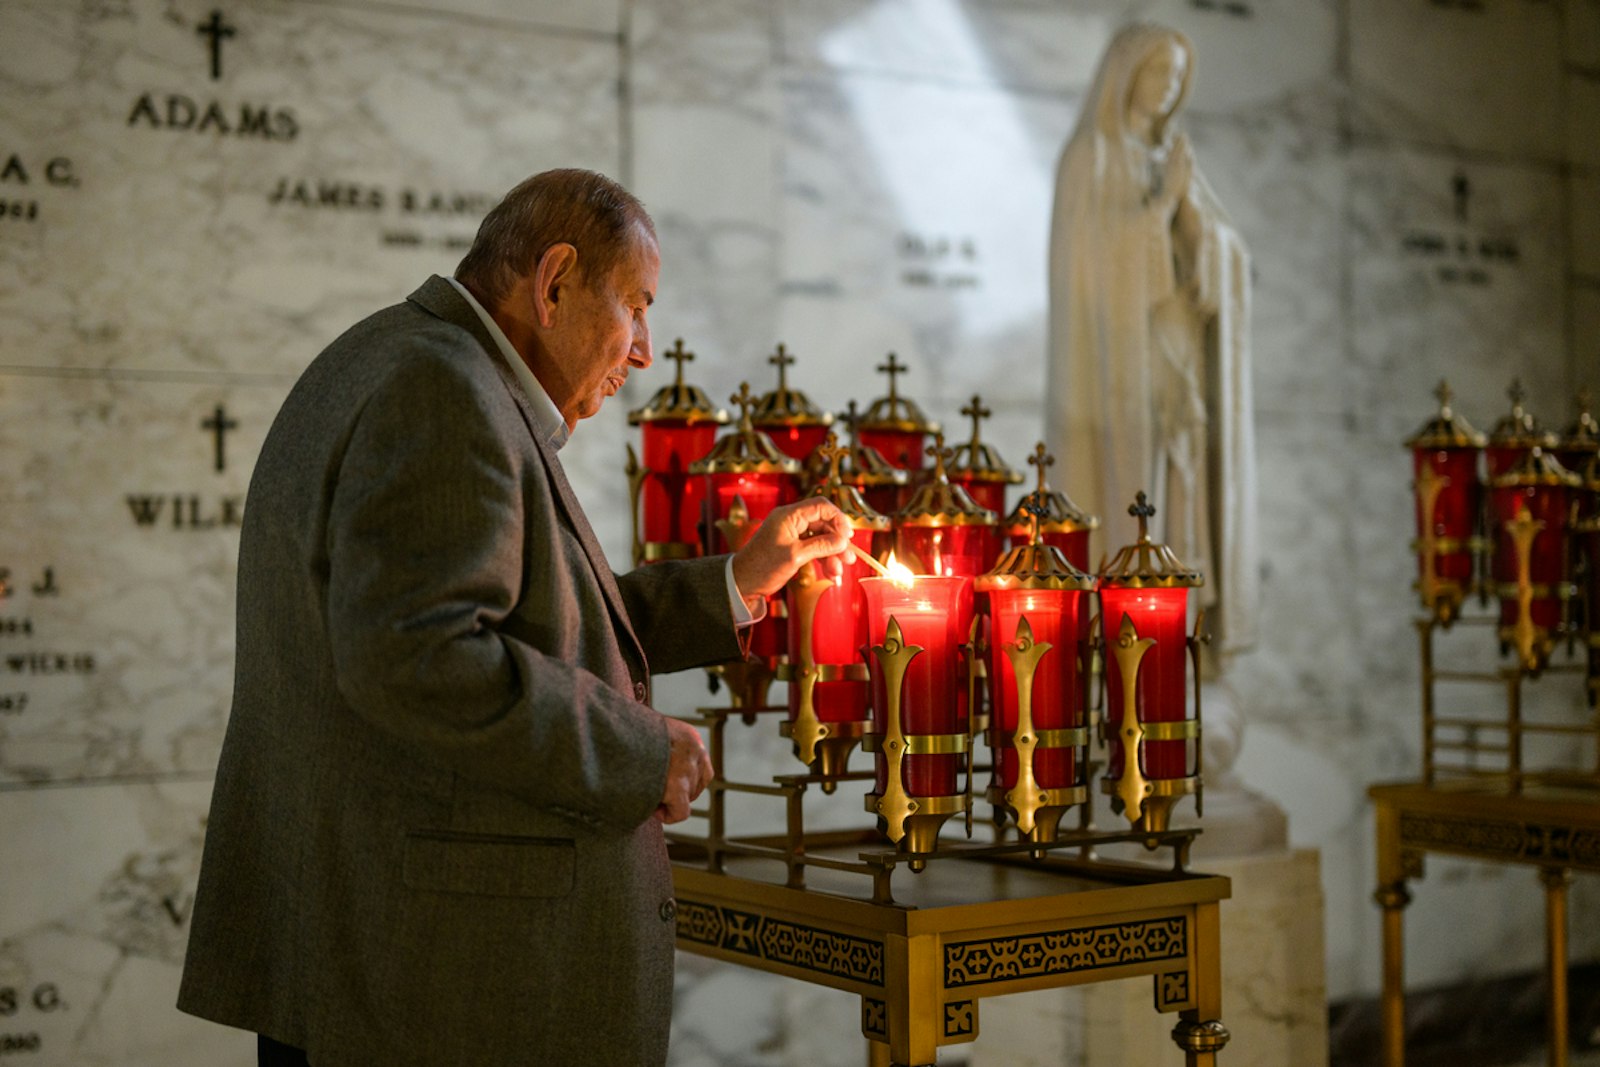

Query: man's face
[547,228,659,428]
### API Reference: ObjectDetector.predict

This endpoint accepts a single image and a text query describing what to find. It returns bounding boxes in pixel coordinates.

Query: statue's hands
[1167,134,1194,199]
[1156,133,1195,219]
[730,497,852,607]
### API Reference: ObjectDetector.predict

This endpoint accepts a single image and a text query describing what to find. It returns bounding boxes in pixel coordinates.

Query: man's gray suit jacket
[177,276,740,1065]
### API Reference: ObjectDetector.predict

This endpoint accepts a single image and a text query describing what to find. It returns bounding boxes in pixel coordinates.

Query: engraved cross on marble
[201,403,238,473]
[197,10,236,81]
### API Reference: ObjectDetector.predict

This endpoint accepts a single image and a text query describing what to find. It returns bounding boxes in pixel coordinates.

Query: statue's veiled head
[1084,23,1196,147]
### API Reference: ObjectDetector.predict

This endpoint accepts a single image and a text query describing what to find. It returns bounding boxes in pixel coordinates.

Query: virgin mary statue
[1046,22,1258,659]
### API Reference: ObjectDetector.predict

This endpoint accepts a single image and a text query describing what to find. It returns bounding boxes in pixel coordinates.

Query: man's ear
[530,242,579,329]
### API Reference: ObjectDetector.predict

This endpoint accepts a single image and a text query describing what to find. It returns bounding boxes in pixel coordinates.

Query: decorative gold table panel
[1370,779,1600,1067]
[671,841,1232,1067]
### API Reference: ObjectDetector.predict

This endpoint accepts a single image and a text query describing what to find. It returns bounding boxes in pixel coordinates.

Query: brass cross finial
[731,382,756,429]
[1027,442,1054,493]
[1507,377,1526,411]
[844,399,861,435]
[926,432,953,481]
[1021,497,1048,546]
[1578,385,1593,416]
[876,353,907,402]
[961,394,990,446]
[1128,490,1156,542]
[1433,378,1453,414]
[815,431,848,485]
[665,338,693,387]
[769,343,795,390]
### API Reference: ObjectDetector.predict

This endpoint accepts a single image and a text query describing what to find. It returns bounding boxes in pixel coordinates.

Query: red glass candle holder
[1576,465,1599,706]
[976,513,1094,843]
[859,352,938,472]
[626,339,728,565]
[763,423,832,464]
[704,472,786,553]
[895,524,998,581]
[1488,448,1580,673]
[862,574,973,796]
[1097,492,1204,835]
[1405,381,1486,624]
[640,421,717,552]
[860,428,929,471]
[689,383,803,709]
[1487,378,1556,479]
[782,435,892,784]
[861,571,974,863]
[947,394,1024,523]
[1005,443,1099,573]
[751,343,834,464]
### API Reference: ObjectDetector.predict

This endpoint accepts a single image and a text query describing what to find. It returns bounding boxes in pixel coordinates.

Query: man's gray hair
[455,169,656,307]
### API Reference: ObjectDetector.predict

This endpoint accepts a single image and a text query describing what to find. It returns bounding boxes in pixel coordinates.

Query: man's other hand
[730,497,852,606]
[655,716,713,824]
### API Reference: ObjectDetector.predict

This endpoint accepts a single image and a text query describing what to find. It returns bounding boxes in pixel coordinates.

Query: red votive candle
[641,421,717,549]
[988,589,1082,790]
[862,574,972,797]
[1100,586,1190,779]
[786,525,877,727]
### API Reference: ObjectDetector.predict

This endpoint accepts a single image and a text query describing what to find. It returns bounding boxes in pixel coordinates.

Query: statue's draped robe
[1046,23,1259,658]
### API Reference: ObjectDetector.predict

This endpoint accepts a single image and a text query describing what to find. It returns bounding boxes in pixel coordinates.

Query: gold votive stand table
[670,835,1231,1066]
[1370,778,1600,1067]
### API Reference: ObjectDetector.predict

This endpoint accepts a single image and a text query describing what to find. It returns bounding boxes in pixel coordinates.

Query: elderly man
[177,169,849,1066]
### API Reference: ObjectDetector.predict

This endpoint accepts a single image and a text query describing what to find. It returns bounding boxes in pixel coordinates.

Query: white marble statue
[1046,21,1258,661]
[1047,23,1282,855]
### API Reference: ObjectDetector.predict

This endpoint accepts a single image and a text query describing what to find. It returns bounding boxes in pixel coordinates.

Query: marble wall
[0,0,1595,1064]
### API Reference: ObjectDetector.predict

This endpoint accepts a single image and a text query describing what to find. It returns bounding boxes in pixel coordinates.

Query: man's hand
[730,497,853,604]
[655,716,713,824]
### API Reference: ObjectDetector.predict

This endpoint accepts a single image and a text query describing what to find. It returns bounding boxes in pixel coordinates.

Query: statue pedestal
[970,849,1327,1067]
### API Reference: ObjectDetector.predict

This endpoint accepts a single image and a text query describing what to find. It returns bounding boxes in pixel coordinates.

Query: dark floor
[1329,964,1600,1066]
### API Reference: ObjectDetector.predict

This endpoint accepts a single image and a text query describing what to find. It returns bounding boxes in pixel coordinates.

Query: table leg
[866,1039,891,1067]
[1541,867,1572,1067]
[1374,798,1412,1067]
[1170,901,1229,1065]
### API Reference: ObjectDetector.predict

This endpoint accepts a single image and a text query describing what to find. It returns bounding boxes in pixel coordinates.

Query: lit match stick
[847,541,892,577]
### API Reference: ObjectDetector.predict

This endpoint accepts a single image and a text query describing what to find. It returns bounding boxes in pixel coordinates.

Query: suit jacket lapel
[406,277,648,674]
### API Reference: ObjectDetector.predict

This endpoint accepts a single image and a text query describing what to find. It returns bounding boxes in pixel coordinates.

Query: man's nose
[633,322,652,368]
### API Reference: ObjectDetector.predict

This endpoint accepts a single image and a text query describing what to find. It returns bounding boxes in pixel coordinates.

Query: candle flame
[884,551,916,589]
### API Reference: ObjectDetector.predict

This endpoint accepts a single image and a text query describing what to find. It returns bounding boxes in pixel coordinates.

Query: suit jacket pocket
[403,830,575,898]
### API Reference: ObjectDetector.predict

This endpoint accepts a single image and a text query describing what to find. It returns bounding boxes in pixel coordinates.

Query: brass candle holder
[1405,380,1487,626]
[1097,494,1207,837]
[976,501,1096,846]
[692,383,802,710]
[946,394,1024,518]
[858,352,940,472]
[625,338,728,565]
[779,434,889,788]
[750,343,834,463]
[861,571,976,871]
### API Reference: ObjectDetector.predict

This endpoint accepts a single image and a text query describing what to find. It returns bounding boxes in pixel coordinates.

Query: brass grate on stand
[664,700,1199,907]
[1418,614,1600,791]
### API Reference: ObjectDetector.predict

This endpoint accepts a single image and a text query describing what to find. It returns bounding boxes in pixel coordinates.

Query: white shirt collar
[446,276,571,452]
